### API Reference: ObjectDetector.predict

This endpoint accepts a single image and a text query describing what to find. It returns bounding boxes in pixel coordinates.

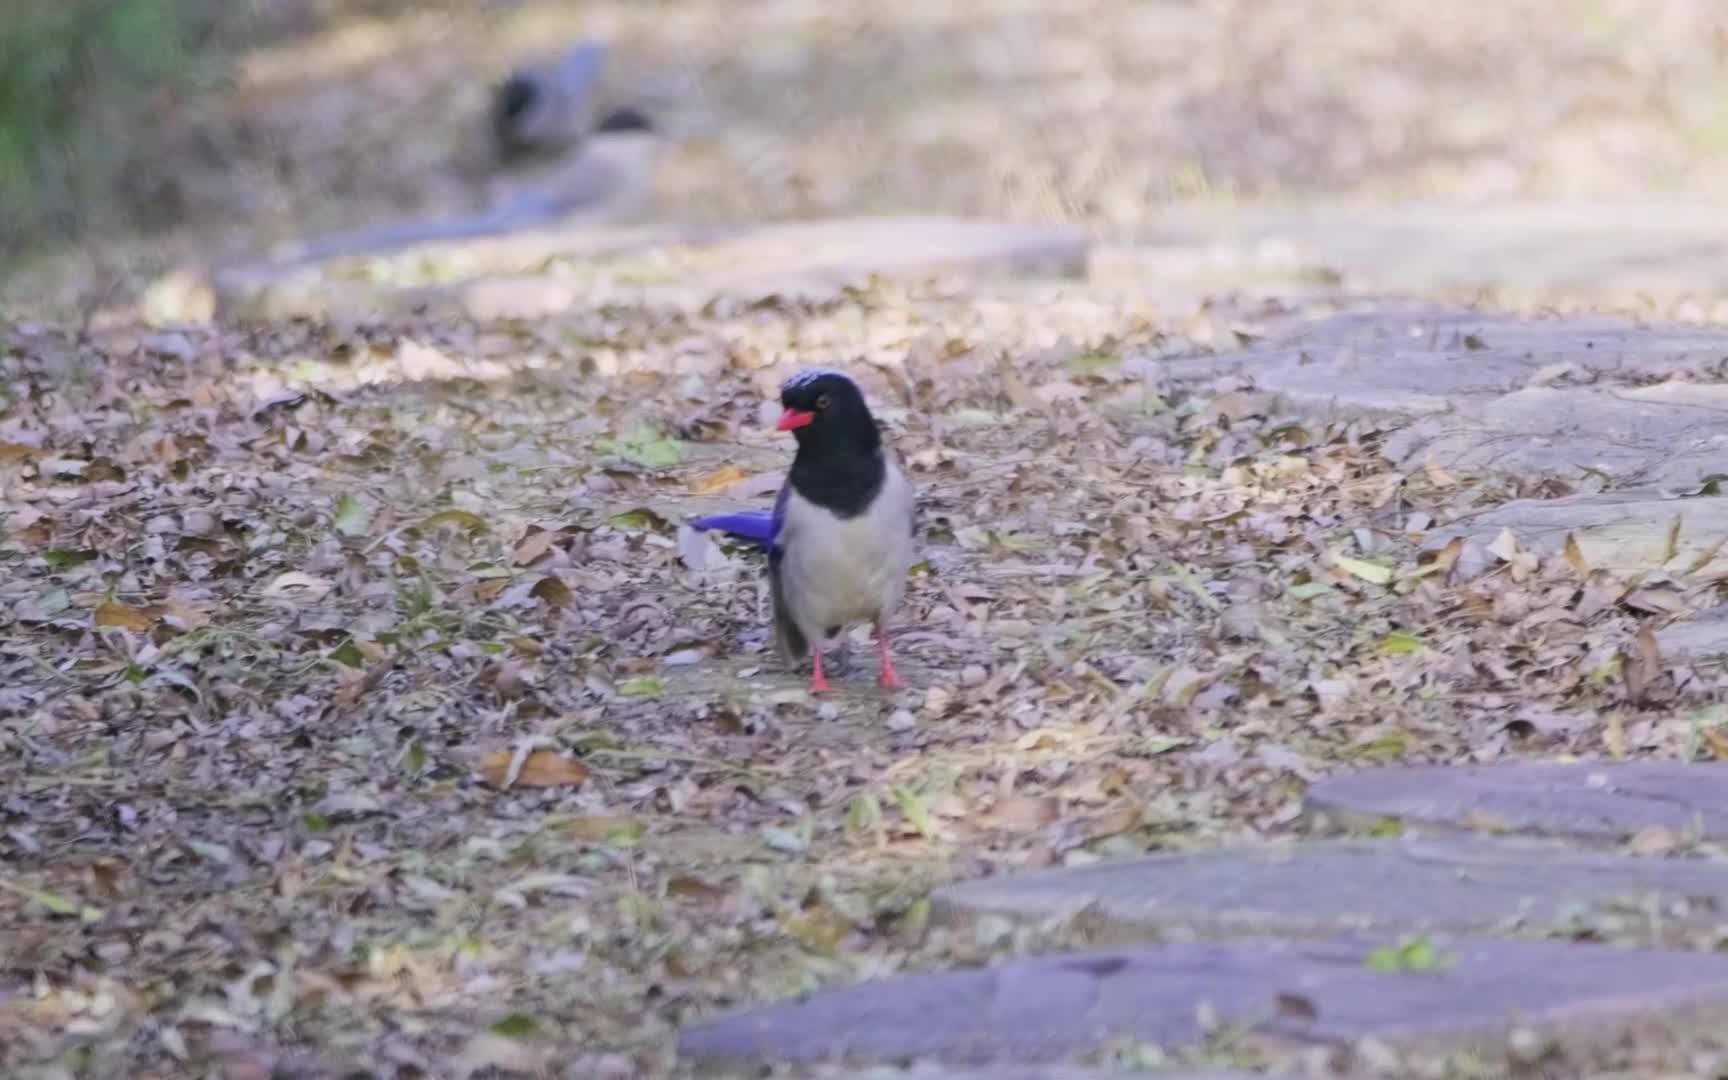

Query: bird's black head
[777,370,879,448]
[778,370,885,517]
[493,75,540,160]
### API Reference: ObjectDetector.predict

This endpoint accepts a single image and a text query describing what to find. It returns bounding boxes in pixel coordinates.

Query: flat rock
[1659,605,1728,662]
[1156,305,1728,487]
[1159,304,1728,423]
[1384,383,1728,487]
[216,217,1089,320]
[1423,491,1728,575]
[1143,201,1728,302]
[677,937,1728,1066]
[1305,762,1728,842]
[930,834,1728,938]
[836,1064,1271,1071]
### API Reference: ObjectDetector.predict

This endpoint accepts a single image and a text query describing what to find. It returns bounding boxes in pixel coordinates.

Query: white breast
[776,461,915,640]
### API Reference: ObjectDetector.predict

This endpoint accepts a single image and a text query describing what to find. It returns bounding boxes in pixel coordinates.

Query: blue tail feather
[689,509,776,547]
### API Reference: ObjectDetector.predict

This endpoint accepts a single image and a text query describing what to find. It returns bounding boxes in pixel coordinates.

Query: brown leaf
[779,903,851,955]
[666,875,729,903]
[1428,535,1464,576]
[512,529,558,566]
[94,601,156,632]
[689,464,750,495]
[478,750,590,789]
[0,443,40,463]
[1276,991,1319,1022]
[1623,623,1663,705]
[1561,532,1588,576]
[1081,804,1141,842]
[1701,725,1728,762]
[1422,453,1457,489]
[975,795,1061,831]
[529,574,573,609]
[563,815,640,841]
[1627,825,1680,855]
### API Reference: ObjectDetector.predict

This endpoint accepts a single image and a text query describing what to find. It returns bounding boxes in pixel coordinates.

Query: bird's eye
[815,394,832,410]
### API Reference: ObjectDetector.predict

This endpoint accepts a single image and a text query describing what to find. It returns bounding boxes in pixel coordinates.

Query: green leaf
[1067,350,1121,373]
[760,825,808,854]
[1334,555,1393,586]
[617,677,662,698]
[490,1014,539,1038]
[1142,736,1190,755]
[1377,631,1423,656]
[37,588,70,615]
[42,548,94,568]
[329,640,366,668]
[1367,936,1455,973]
[0,878,80,917]
[892,784,936,838]
[845,792,883,836]
[332,494,370,538]
[594,425,684,469]
[302,813,332,833]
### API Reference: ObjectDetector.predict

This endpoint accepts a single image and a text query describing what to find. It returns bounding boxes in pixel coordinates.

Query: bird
[274,104,662,265]
[492,41,609,165]
[691,370,916,695]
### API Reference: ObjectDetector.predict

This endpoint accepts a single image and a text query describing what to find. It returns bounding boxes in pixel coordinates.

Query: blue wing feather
[688,509,776,546]
[689,480,793,563]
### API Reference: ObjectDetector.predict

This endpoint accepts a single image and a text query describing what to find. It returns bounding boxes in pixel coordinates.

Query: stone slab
[215,217,1089,320]
[930,834,1728,939]
[1305,763,1728,843]
[1424,492,1728,575]
[1143,201,1728,302]
[678,937,1728,1067]
[836,1064,1271,1071]
[1158,305,1728,422]
[1383,383,1728,487]
[1659,605,1728,662]
[1155,305,1728,488]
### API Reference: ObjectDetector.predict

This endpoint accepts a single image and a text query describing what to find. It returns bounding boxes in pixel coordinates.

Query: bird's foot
[810,650,830,695]
[875,622,902,689]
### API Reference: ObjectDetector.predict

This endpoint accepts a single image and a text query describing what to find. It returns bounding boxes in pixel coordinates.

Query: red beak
[776,408,815,432]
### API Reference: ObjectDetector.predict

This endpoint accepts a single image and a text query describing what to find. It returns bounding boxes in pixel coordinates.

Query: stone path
[930,833,1728,938]
[684,767,1728,1073]
[1151,302,1728,663]
[1134,200,1728,305]
[1304,763,1728,844]
[680,936,1728,1067]
[211,216,1090,321]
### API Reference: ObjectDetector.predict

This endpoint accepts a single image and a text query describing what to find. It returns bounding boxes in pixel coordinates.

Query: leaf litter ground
[4,283,1727,1077]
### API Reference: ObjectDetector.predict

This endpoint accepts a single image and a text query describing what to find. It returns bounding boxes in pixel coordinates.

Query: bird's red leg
[809,648,830,695]
[875,620,901,689]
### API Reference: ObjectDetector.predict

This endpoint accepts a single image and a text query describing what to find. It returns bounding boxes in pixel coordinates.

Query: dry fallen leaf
[1623,623,1663,707]
[975,795,1061,831]
[478,750,591,789]
[512,529,558,566]
[689,463,751,495]
[93,601,156,632]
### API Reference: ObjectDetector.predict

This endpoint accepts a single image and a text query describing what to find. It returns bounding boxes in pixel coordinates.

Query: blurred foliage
[0,0,229,255]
